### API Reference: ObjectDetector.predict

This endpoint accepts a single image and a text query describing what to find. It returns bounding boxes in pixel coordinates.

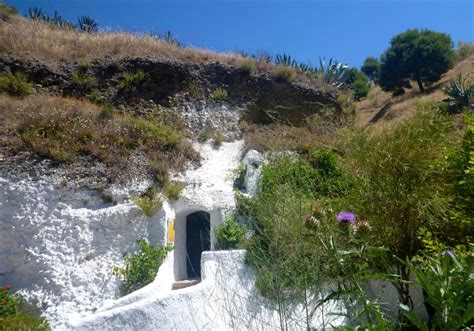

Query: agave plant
[442,74,473,112]
[318,57,349,88]
[275,53,298,67]
[28,7,47,21]
[78,16,99,33]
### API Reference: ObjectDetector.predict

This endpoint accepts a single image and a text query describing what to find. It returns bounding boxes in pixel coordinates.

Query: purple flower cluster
[336,211,356,224]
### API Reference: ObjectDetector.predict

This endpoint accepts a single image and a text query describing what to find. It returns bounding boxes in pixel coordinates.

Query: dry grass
[0,17,256,68]
[0,17,331,90]
[0,93,197,174]
[242,121,339,153]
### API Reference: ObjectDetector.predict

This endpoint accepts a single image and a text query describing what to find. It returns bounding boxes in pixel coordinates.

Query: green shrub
[198,128,212,142]
[456,41,474,62]
[132,187,163,217]
[0,3,17,21]
[0,314,50,331]
[187,80,204,99]
[99,104,115,120]
[240,59,257,74]
[71,72,97,89]
[272,66,296,82]
[119,70,147,92]
[87,89,104,104]
[210,87,228,101]
[215,215,245,250]
[212,132,224,147]
[340,101,459,259]
[125,116,181,148]
[401,247,474,330]
[0,286,20,318]
[449,112,474,233]
[0,72,32,97]
[149,159,170,185]
[163,181,185,200]
[379,29,455,93]
[112,240,173,295]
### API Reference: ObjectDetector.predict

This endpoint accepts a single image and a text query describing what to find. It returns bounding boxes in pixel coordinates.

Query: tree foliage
[378,29,455,93]
[361,56,380,82]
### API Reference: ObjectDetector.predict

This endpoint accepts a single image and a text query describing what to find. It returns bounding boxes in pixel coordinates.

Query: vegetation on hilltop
[0,94,198,182]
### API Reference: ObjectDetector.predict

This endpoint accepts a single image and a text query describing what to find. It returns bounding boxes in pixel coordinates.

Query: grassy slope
[355,55,474,130]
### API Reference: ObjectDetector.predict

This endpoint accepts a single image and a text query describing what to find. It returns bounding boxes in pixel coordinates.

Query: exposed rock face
[0,55,341,125]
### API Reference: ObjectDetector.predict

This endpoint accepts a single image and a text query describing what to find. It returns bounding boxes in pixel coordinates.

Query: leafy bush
[379,29,455,93]
[215,215,245,250]
[112,240,173,295]
[119,70,148,92]
[361,56,380,82]
[272,66,296,82]
[345,68,370,99]
[163,181,185,200]
[0,72,32,97]
[340,101,457,259]
[456,41,474,62]
[401,248,474,330]
[449,112,474,233]
[0,2,17,21]
[210,87,228,101]
[442,74,473,113]
[132,187,163,217]
[0,285,20,317]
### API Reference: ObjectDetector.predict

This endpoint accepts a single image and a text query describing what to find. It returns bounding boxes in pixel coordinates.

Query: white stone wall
[0,174,167,328]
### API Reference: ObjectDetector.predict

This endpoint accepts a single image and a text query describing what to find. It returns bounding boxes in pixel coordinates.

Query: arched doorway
[186,211,210,278]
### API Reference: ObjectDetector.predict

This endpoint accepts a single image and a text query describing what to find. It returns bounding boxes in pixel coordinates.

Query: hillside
[355,54,474,129]
[0,4,473,331]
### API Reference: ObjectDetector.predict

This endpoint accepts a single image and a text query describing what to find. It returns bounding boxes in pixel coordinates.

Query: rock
[241,149,264,197]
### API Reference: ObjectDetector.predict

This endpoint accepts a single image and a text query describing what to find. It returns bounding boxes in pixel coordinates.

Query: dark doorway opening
[186,211,210,278]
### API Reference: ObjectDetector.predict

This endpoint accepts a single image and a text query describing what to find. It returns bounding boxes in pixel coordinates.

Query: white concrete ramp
[68,250,346,330]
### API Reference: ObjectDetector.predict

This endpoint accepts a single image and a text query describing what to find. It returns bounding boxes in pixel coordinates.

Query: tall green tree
[361,56,380,82]
[379,29,455,93]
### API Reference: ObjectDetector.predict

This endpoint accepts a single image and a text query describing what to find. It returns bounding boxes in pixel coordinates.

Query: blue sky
[8,0,474,67]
